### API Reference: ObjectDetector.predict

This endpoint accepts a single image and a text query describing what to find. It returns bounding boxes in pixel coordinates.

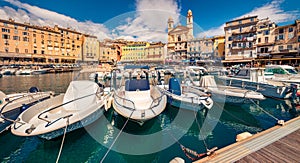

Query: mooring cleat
[277,120,285,126]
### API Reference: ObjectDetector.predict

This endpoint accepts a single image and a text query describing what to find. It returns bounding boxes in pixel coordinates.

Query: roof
[168,25,190,34]
[226,15,258,24]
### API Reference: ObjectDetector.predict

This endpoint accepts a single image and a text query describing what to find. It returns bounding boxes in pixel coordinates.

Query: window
[239,20,242,24]
[25,49,28,53]
[178,36,181,42]
[279,46,284,51]
[265,37,269,43]
[250,18,254,22]
[288,27,293,32]
[34,50,37,54]
[258,38,261,43]
[5,47,9,52]
[13,36,19,40]
[298,36,300,42]
[238,43,241,47]
[228,36,232,41]
[239,27,242,32]
[23,32,28,35]
[278,34,284,40]
[3,22,8,26]
[33,34,36,37]
[228,44,231,48]
[264,30,270,35]
[288,33,294,39]
[23,37,29,42]
[24,26,28,30]
[14,30,18,34]
[279,28,284,34]
[41,50,44,54]
[2,34,10,39]
[287,45,292,50]
[2,28,10,33]
[15,48,19,53]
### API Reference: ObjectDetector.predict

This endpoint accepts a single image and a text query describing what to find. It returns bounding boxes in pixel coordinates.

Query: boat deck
[194,116,300,163]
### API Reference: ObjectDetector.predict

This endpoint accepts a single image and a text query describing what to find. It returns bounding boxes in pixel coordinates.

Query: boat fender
[29,87,39,93]
[105,97,113,111]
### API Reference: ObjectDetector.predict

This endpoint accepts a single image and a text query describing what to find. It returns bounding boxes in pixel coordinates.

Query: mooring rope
[249,99,279,121]
[56,117,69,163]
[100,110,134,163]
[193,109,209,151]
[0,124,11,134]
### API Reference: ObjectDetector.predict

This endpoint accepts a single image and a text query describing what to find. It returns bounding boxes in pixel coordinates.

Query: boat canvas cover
[199,75,218,91]
[63,81,99,111]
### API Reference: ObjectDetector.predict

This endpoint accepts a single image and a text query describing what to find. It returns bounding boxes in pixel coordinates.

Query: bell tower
[168,17,174,33]
[187,10,193,39]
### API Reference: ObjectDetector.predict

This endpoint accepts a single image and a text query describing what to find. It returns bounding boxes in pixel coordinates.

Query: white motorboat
[113,78,167,125]
[189,75,265,104]
[217,68,297,99]
[11,80,112,140]
[158,78,213,110]
[265,65,300,84]
[0,87,54,132]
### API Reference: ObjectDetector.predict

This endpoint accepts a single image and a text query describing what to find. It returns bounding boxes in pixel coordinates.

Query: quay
[194,115,300,163]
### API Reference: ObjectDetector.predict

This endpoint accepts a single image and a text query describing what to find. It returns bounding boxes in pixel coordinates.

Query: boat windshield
[285,68,298,74]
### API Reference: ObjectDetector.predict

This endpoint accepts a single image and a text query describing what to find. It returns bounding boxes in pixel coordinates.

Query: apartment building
[120,41,149,63]
[187,38,214,63]
[255,18,277,65]
[144,42,166,64]
[82,35,99,64]
[224,16,258,64]
[0,18,85,65]
[212,35,225,59]
[270,22,299,65]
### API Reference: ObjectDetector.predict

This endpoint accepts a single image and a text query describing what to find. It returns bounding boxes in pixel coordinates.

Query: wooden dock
[194,116,300,163]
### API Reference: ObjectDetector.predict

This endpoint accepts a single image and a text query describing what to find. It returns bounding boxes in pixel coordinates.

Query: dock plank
[194,116,300,163]
[237,129,300,162]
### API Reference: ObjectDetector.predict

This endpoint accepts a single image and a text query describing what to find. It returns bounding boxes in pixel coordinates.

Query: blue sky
[0,0,299,41]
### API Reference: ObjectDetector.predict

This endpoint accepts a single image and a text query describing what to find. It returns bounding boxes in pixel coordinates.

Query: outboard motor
[29,87,39,93]
[168,78,181,96]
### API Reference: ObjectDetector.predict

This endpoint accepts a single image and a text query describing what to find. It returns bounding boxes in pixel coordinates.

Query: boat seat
[125,79,150,91]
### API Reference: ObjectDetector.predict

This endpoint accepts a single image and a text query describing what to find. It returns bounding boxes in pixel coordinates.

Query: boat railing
[113,90,136,111]
[0,94,37,125]
[37,92,98,126]
[114,88,165,116]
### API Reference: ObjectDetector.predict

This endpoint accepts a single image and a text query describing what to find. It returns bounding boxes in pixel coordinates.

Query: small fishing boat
[157,78,213,110]
[11,80,113,140]
[113,72,167,125]
[0,87,54,132]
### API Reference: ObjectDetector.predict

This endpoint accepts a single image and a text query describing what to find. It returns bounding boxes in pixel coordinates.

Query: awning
[222,59,252,63]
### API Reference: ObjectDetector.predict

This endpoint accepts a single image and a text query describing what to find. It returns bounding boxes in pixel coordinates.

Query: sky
[0,0,299,42]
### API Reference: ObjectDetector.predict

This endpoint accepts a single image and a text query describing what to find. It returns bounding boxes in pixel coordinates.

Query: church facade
[167,10,194,62]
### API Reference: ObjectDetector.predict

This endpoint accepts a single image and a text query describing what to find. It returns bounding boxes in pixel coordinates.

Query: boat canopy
[63,80,99,111]
[124,65,149,70]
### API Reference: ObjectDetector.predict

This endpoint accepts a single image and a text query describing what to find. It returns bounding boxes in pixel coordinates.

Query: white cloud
[1,0,111,40]
[198,0,299,38]
[1,0,181,42]
[112,0,181,42]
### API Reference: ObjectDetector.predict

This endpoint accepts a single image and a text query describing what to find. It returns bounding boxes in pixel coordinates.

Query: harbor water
[0,72,299,163]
